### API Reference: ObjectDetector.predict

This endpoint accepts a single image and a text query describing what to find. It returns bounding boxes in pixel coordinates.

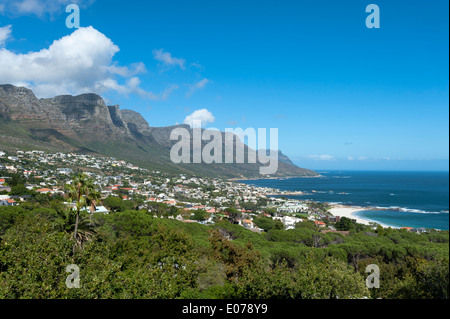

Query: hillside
[0,84,318,179]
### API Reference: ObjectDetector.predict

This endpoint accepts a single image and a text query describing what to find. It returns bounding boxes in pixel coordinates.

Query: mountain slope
[0,84,318,178]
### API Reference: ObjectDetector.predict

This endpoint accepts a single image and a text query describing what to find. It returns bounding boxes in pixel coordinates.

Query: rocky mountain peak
[0,84,318,178]
[41,93,112,124]
[0,84,46,120]
[120,109,151,134]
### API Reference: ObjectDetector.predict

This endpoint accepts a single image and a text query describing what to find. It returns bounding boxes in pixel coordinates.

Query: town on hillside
[0,149,357,234]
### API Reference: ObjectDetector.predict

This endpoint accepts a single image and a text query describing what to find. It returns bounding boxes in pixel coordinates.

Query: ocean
[240,171,449,230]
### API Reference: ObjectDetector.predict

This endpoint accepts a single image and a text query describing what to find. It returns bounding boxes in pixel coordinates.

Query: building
[326,215,341,223]
[273,215,303,230]
[81,206,109,214]
[315,220,326,228]
[35,188,54,194]
[57,168,73,175]
[238,218,262,233]
[0,198,17,206]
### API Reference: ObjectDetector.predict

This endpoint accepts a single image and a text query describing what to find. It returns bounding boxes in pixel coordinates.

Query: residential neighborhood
[0,149,342,232]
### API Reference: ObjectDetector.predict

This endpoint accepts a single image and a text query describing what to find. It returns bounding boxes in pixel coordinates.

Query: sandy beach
[328,205,374,226]
[329,204,400,228]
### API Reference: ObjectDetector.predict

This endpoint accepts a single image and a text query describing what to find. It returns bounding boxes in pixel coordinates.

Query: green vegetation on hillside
[0,196,448,299]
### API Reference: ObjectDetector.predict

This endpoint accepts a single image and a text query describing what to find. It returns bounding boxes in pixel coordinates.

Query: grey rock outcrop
[0,84,319,178]
[120,109,151,135]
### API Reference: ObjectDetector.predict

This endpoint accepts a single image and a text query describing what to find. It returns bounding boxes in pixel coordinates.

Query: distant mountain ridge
[0,84,318,178]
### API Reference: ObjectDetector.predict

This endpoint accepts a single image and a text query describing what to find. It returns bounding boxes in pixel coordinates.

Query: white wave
[372,206,448,215]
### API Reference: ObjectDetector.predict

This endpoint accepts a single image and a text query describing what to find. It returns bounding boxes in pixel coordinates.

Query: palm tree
[55,207,97,248]
[65,173,101,252]
[86,187,102,220]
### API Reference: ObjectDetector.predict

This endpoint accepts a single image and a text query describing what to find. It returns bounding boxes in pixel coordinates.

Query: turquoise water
[240,171,449,230]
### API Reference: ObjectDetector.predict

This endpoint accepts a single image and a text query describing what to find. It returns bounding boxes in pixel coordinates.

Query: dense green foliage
[253,217,284,232]
[0,201,448,299]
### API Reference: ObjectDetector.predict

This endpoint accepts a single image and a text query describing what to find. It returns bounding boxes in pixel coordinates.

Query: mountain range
[0,84,318,179]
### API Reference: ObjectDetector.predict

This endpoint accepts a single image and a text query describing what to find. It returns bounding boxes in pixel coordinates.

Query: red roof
[0,179,5,183]
[36,188,52,192]
[5,199,16,203]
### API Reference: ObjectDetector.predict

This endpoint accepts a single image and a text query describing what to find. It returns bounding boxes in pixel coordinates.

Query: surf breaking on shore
[328,204,399,228]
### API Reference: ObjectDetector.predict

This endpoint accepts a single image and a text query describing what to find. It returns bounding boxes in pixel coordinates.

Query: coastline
[229,174,322,182]
[237,173,448,230]
[328,204,398,228]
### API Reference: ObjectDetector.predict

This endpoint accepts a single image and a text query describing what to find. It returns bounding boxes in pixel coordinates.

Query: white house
[273,215,303,230]
[81,206,109,214]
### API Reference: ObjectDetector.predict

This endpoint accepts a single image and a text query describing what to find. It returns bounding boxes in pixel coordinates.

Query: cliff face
[41,94,124,137]
[121,109,151,135]
[0,87,135,141]
[108,105,128,130]
[45,94,110,122]
[0,85,52,120]
[0,84,318,178]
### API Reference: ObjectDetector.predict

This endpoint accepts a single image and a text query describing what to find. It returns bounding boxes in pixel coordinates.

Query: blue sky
[0,0,448,171]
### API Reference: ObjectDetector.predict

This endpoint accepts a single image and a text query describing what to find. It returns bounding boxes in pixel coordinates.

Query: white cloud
[0,0,95,18]
[125,77,178,100]
[0,26,176,99]
[347,156,374,161]
[153,49,186,70]
[308,155,335,161]
[0,25,12,46]
[186,78,210,97]
[15,0,47,16]
[193,78,210,90]
[183,108,215,128]
[107,62,147,77]
[190,62,204,70]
